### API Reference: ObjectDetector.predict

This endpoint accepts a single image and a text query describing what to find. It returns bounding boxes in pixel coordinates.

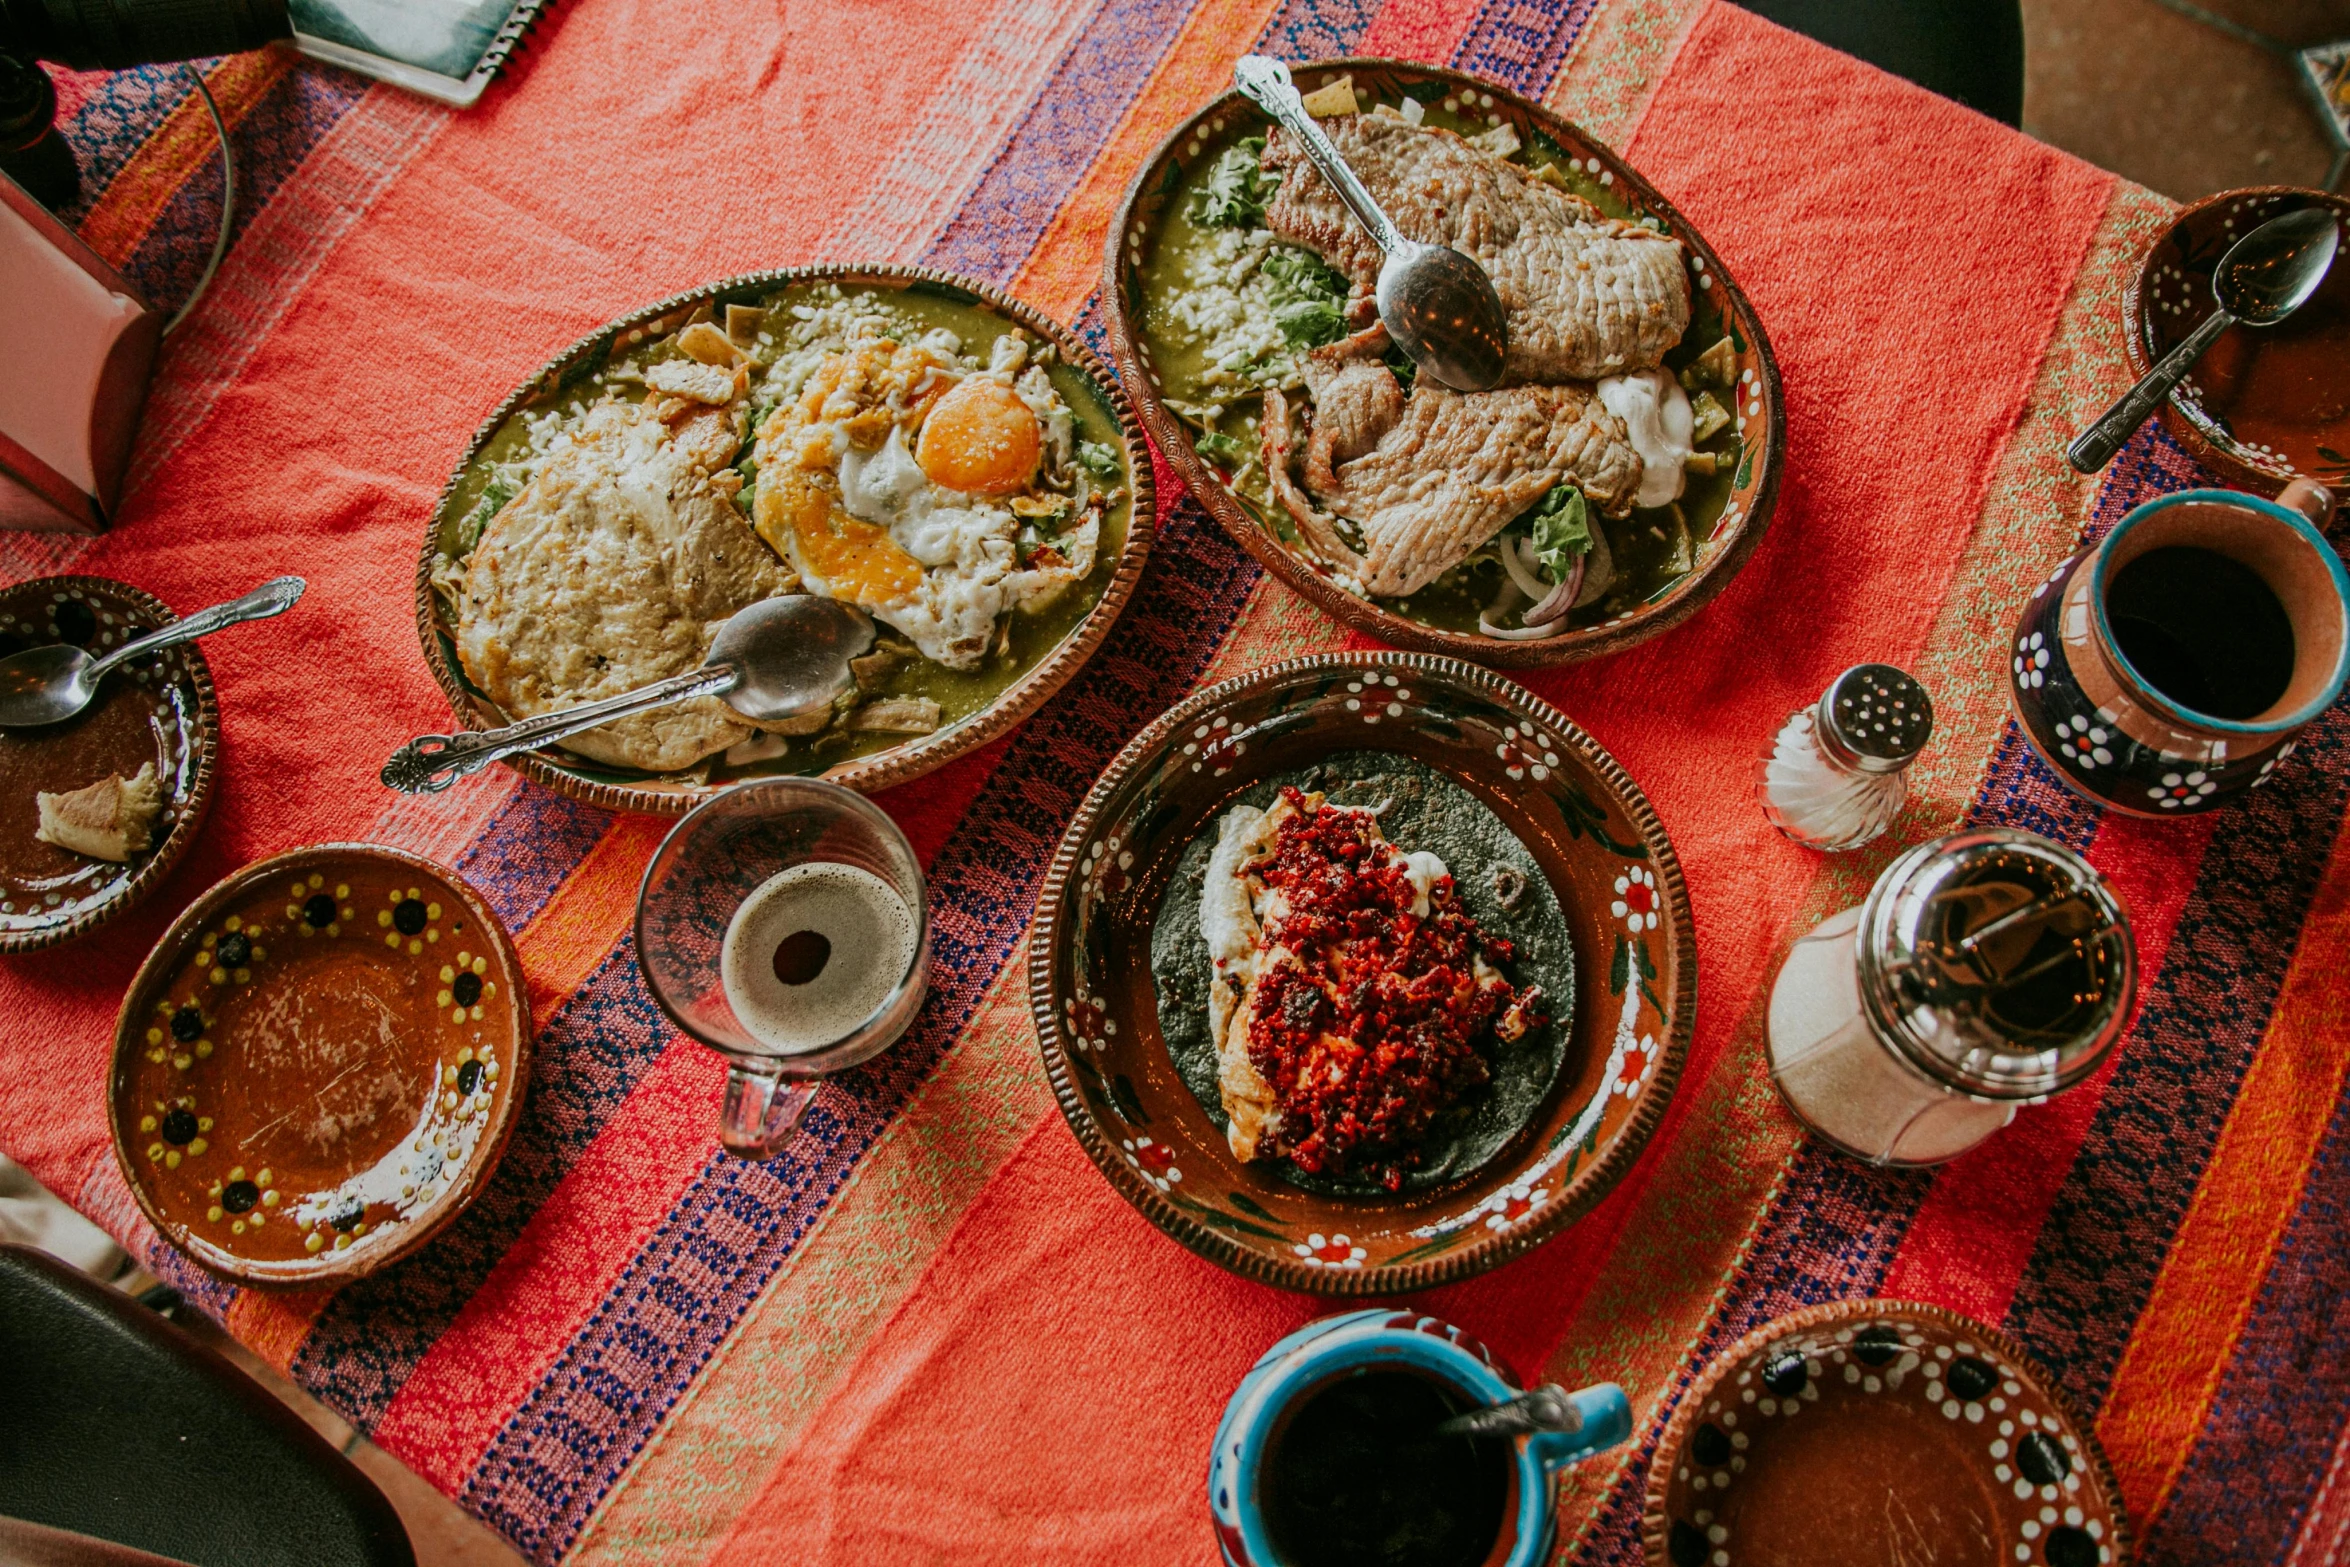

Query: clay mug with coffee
[2009,479,2345,815]
[1208,1310,1631,1567]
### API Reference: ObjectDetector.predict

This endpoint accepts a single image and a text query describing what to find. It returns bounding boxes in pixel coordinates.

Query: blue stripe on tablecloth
[116,61,371,316]
[455,786,621,935]
[1452,0,1607,87]
[460,483,1266,1563]
[919,0,1195,286]
[2003,698,2350,1402]
[2137,1074,2350,1565]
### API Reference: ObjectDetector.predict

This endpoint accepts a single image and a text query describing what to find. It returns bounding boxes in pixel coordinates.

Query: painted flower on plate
[1120,1135,1181,1192]
[1295,1232,1365,1268]
[1613,865,1660,933]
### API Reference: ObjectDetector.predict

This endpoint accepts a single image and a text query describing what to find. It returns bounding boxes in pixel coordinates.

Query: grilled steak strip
[1262,114,1690,383]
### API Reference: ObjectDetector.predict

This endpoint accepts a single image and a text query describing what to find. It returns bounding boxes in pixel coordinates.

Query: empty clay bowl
[1646,1300,2129,1567]
[111,844,530,1288]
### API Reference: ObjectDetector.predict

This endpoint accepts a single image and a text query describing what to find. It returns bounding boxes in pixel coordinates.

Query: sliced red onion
[1478,611,1572,640]
[1523,552,1586,626]
[1497,534,1550,601]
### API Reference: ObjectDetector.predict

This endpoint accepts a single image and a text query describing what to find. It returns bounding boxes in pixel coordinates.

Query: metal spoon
[1437,1384,1584,1440]
[2068,207,2341,474]
[1233,56,1509,393]
[381,595,877,795]
[0,575,305,728]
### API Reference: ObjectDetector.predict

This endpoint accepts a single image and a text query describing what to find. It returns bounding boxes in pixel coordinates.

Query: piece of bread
[36,761,162,862]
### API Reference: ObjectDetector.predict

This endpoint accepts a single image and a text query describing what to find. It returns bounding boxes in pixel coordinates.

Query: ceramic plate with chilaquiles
[1029,654,1694,1295]
[2009,481,2348,816]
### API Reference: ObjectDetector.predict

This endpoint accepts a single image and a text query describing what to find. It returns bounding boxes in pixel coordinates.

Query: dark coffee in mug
[2106,545,2297,721]
[1261,1368,1512,1567]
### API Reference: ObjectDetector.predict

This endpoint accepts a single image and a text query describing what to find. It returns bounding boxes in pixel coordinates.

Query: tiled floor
[2021,0,2348,198]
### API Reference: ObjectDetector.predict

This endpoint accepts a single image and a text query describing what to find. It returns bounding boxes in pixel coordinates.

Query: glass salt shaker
[1758,664,1934,850]
[1766,827,2135,1166]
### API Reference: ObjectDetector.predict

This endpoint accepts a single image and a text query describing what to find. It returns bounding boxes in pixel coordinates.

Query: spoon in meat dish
[382,594,876,794]
[1234,55,1510,393]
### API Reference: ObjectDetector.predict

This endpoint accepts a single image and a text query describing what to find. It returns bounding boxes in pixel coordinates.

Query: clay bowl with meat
[1103,59,1783,669]
[1029,652,1695,1295]
[417,264,1154,816]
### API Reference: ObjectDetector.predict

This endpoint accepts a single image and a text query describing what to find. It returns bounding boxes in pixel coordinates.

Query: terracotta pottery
[1210,1310,1631,1567]
[415,265,1155,817]
[1101,59,1784,669]
[1645,1300,2129,1567]
[110,844,529,1289]
[1029,652,1694,1295]
[2123,186,2350,497]
[0,576,216,953]
[2008,480,2346,815]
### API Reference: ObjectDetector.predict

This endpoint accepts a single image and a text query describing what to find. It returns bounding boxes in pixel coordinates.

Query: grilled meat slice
[1263,346,1643,598]
[1262,114,1690,382]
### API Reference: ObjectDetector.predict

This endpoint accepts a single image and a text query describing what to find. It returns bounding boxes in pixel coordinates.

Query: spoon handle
[2067,308,2234,474]
[381,663,741,795]
[90,575,306,680]
[1438,1384,1584,1439]
[1233,56,1406,254]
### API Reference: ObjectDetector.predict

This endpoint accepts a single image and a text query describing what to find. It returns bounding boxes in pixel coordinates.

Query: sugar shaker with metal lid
[1766,826,2136,1165]
[1758,664,1935,850]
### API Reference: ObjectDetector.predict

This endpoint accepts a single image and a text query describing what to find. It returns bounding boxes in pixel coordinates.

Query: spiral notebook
[288,0,554,109]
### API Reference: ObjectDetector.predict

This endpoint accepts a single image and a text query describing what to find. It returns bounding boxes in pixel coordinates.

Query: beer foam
[720,862,916,1053]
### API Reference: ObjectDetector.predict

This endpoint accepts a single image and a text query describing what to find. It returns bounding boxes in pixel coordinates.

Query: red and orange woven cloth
[3,2,2345,1563]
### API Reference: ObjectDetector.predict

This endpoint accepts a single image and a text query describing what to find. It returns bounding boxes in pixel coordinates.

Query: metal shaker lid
[1816,664,1934,774]
[1856,827,2136,1101]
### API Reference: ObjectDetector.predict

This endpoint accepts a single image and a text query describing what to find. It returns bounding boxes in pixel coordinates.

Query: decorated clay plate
[0,576,216,952]
[417,264,1155,816]
[1645,1300,2130,1567]
[1029,653,1694,1295]
[109,844,529,1288]
[1103,59,1783,669]
[2126,186,2350,497]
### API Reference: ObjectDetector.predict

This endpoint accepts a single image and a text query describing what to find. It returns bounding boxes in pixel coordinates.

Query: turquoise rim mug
[1209,1309,1632,1567]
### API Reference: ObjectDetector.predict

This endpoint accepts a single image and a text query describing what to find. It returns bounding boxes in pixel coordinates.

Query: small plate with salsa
[2127,186,2350,496]
[0,576,216,953]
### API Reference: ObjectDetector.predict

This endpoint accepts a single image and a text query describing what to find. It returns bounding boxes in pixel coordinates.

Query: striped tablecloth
[7,3,2348,1563]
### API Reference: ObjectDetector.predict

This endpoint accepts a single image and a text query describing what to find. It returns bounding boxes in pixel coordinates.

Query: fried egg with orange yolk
[750,339,1099,670]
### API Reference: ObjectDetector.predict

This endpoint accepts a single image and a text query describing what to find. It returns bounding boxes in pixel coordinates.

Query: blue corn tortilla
[1150,751,1575,1196]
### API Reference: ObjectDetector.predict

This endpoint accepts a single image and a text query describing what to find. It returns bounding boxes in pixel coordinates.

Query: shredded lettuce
[1190,138,1273,229]
[1260,246,1348,350]
[1195,430,1250,467]
[456,480,515,554]
[1526,485,1592,581]
[1076,440,1122,481]
[1273,296,1344,347]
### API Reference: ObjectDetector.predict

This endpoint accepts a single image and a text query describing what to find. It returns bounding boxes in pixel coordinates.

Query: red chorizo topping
[1245,788,1542,1189]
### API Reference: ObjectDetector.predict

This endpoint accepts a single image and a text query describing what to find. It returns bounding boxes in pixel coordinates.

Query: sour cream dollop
[1596,366,1694,509]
